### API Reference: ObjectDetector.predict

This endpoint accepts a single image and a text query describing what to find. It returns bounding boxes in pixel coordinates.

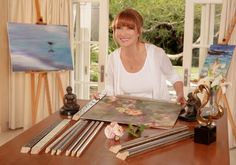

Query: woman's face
[114,26,140,48]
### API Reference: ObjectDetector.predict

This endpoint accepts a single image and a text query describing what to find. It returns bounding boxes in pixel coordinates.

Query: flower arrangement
[195,61,231,126]
[198,74,231,94]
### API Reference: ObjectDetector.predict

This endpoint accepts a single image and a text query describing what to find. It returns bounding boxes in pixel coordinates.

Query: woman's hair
[112,8,143,37]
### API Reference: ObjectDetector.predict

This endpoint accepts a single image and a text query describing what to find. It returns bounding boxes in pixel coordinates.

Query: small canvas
[7,22,73,72]
[81,96,182,129]
[200,44,236,78]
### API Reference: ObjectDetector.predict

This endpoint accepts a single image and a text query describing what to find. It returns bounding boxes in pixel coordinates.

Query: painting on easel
[199,44,236,78]
[7,22,73,72]
[81,96,182,129]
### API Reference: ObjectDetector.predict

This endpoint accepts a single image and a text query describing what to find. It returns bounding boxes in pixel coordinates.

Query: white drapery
[8,0,71,129]
[218,0,236,148]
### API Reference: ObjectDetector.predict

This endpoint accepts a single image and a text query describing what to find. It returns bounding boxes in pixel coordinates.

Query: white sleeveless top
[119,54,153,98]
[105,43,181,101]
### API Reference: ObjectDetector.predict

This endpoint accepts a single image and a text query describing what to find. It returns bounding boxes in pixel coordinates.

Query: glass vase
[209,89,218,117]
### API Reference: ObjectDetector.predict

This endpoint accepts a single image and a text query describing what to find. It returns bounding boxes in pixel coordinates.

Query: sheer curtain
[8,0,71,129]
[218,0,236,148]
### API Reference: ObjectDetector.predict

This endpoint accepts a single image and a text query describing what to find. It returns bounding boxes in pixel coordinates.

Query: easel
[217,14,236,139]
[30,0,65,124]
[30,72,64,124]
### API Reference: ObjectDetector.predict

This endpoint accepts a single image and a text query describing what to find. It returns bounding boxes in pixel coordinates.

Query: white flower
[211,75,223,88]
[220,82,232,94]
[198,74,231,94]
[104,124,115,139]
[198,76,212,88]
[112,123,124,137]
[104,122,124,140]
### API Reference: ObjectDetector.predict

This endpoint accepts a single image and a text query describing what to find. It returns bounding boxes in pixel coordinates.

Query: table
[0,100,230,165]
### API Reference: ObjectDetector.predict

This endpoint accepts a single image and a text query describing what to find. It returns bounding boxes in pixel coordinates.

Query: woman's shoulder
[109,48,120,58]
[109,47,120,55]
[145,43,165,56]
[108,48,121,65]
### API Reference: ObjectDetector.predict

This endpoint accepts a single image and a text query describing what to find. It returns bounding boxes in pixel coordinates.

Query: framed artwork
[7,22,73,72]
[200,44,236,78]
[81,96,182,129]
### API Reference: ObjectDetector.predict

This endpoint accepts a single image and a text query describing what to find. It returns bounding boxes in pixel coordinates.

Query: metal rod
[21,120,62,153]
[71,121,100,156]
[76,122,104,157]
[65,121,96,156]
[116,131,193,160]
[53,120,88,155]
[30,119,70,154]
[110,125,189,153]
[45,120,87,153]
[72,92,106,120]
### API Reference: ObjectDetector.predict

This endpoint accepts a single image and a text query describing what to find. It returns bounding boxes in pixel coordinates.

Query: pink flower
[104,122,124,140]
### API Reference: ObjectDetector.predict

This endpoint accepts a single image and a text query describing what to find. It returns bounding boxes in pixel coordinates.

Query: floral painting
[81,96,182,129]
[199,44,236,78]
[7,22,73,72]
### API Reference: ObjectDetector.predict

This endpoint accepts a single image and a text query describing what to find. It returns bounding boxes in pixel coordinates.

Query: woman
[105,8,185,104]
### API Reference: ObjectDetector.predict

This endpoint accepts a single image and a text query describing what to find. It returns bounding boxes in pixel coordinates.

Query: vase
[194,84,224,144]
[209,89,218,117]
[204,88,224,125]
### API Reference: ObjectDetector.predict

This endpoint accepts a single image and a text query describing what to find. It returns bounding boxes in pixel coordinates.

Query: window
[71,0,109,99]
[182,0,222,93]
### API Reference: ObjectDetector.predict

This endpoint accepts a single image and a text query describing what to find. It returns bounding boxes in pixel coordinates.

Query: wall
[0,0,9,132]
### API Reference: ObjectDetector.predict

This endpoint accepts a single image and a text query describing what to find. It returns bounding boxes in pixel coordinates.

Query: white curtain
[8,0,71,129]
[218,0,236,148]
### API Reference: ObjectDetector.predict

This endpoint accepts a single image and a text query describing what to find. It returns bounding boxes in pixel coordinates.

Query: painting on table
[7,22,73,72]
[81,95,182,129]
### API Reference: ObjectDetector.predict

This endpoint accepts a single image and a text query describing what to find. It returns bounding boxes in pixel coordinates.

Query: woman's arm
[157,48,185,104]
[173,81,186,105]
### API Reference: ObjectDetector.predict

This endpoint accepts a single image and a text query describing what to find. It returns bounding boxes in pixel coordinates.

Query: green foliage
[90,45,99,82]
[109,0,186,54]
[127,124,146,137]
[90,62,98,82]
[109,0,222,66]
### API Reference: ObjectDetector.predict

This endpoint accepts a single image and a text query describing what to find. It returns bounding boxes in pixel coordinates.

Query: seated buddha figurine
[60,86,80,116]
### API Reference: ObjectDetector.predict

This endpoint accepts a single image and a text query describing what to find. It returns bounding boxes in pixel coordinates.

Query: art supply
[65,121,96,156]
[54,120,88,155]
[76,122,104,157]
[110,125,189,153]
[72,91,106,120]
[116,130,194,160]
[21,120,62,153]
[71,121,100,156]
[30,119,70,154]
[45,120,86,153]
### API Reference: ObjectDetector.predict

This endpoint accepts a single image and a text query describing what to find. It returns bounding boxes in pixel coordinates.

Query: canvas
[7,22,73,72]
[200,44,236,78]
[81,96,182,129]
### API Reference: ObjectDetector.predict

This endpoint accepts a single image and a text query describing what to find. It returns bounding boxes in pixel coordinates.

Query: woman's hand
[176,93,186,106]
[173,81,186,106]
[92,92,100,100]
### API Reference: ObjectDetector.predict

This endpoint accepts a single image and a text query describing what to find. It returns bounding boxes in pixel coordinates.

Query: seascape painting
[7,22,73,72]
[81,96,182,129]
[199,44,236,78]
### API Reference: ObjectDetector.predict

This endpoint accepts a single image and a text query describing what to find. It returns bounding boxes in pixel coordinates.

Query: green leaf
[127,124,147,137]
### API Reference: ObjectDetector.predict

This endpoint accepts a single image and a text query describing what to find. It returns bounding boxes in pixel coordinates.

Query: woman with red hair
[105,8,185,105]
